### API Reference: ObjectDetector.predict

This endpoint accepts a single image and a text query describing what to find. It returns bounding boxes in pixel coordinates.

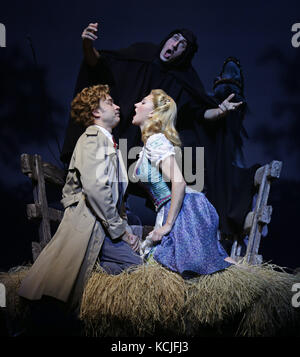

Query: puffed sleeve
[145,133,175,167]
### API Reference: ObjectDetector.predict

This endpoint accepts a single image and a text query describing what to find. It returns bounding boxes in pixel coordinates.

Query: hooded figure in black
[61,27,259,243]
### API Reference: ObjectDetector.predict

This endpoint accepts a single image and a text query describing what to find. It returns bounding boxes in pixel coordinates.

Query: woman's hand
[150,224,172,243]
[204,93,243,120]
[217,93,243,117]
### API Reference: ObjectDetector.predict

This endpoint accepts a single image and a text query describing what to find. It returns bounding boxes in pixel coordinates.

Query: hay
[0,266,31,331]
[80,261,300,337]
[1,261,300,337]
[80,262,186,337]
[236,266,300,336]
[183,263,266,329]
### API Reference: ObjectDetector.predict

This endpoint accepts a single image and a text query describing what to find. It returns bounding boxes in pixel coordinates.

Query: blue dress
[134,133,232,278]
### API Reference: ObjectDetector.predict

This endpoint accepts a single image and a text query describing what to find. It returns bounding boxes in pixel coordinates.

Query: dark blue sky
[0,1,300,269]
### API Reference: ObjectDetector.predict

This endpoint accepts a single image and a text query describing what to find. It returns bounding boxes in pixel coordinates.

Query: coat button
[102,220,109,228]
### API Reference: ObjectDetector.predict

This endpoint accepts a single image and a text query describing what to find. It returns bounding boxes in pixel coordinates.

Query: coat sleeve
[78,128,126,240]
[119,194,133,234]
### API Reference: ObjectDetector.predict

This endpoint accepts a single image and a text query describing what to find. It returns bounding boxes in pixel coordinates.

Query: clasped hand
[122,231,140,252]
[149,224,172,243]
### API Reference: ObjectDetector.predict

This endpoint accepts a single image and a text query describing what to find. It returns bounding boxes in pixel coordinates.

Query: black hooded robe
[61,31,259,242]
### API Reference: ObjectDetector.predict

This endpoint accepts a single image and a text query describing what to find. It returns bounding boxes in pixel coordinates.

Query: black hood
[157,28,198,70]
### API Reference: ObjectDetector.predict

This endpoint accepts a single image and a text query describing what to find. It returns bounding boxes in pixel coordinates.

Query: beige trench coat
[18,125,130,309]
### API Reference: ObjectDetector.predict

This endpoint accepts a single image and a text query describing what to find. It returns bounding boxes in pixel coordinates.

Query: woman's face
[132,94,154,127]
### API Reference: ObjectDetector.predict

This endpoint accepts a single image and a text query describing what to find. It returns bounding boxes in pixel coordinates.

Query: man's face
[94,95,120,129]
[159,33,187,63]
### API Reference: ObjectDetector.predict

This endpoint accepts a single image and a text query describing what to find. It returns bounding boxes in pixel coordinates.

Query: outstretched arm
[204,93,243,120]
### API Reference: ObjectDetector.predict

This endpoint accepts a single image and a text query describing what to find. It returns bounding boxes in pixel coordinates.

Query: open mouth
[164,48,173,59]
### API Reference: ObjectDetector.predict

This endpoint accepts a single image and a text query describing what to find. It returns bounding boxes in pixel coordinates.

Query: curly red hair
[70,84,110,127]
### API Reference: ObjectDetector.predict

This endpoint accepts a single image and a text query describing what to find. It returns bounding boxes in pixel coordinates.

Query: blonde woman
[132,89,237,278]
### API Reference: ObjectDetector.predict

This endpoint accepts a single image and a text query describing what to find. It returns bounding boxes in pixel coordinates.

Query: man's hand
[122,231,140,252]
[82,22,99,44]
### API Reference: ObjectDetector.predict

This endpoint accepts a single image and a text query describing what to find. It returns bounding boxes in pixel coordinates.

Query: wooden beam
[254,160,282,186]
[245,161,282,264]
[21,153,66,187]
[20,154,36,180]
[27,203,64,223]
[34,155,52,248]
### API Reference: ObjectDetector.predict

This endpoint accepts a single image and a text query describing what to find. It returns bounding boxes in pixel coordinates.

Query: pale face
[93,95,120,129]
[132,95,154,128]
[159,33,187,63]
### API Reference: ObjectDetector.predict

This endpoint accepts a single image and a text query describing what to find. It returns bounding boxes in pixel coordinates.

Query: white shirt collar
[94,125,114,144]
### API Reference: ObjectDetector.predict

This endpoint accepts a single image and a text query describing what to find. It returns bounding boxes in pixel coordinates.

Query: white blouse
[144,133,176,166]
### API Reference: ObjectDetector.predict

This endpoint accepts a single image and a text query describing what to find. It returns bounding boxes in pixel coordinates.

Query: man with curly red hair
[18,84,142,311]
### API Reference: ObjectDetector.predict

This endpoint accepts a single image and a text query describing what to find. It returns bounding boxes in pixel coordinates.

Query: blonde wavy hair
[142,89,181,147]
[70,84,110,127]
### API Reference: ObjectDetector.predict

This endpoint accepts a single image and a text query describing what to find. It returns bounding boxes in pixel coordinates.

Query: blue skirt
[152,191,232,278]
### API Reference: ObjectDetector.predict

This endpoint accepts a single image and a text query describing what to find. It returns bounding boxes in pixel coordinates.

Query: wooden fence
[21,153,282,264]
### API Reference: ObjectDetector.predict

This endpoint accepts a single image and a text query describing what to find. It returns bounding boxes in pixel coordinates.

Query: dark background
[0,0,299,271]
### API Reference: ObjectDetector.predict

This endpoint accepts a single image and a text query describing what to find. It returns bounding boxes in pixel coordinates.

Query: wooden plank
[269,160,282,180]
[27,203,64,223]
[245,160,282,264]
[254,165,266,187]
[34,155,52,249]
[257,205,272,225]
[20,153,66,260]
[21,153,66,187]
[246,165,268,264]
[254,160,282,186]
[20,154,36,180]
[42,161,66,187]
[230,240,242,262]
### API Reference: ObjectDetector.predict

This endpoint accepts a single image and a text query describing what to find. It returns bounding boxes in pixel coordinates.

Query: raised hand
[218,93,243,115]
[82,22,99,43]
[81,22,100,66]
